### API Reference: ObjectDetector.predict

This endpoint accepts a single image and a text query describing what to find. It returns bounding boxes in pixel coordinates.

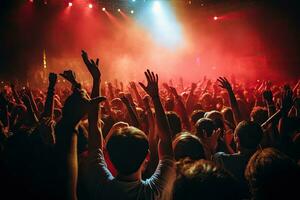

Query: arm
[129,82,144,108]
[170,86,191,131]
[10,83,23,104]
[120,95,141,128]
[217,77,242,124]
[186,83,197,115]
[81,50,103,151]
[41,73,57,119]
[26,88,40,119]
[139,70,173,158]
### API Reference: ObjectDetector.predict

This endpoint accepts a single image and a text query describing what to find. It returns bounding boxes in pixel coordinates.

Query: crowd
[0,50,300,200]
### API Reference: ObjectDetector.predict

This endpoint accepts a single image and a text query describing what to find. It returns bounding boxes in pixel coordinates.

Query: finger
[156,74,158,82]
[144,71,150,84]
[151,72,155,82]
[139,82,147,92]
[91,59,96,67]
[96,58,99,66]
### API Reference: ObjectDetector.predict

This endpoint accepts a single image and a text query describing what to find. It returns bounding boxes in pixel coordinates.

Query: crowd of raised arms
[0,50,300,200]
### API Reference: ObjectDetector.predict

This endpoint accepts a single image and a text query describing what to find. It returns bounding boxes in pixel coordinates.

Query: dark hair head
[106,126,149,175]
[250,107,268,125]
[245,148,300,200]
[172,132,205,161]
[234,121,263,149]
[190,110,205,125]
[205,110,225,130]
[166,111,182,137]
[173,159,240,200]
[221,107,235,128]
[195,118,215,138]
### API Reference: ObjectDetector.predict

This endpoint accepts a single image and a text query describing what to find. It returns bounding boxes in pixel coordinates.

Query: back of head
[166,111,182,138]
[190,110,205,126]
[172,132,205,161]
[250,107,268,125]
[106,126,149,175]
[173,159,240,200]
[245,148,300,200]
[195,118,215,138]
[221,107,235,128]
[235,121,263,150]
[205,110,225,130]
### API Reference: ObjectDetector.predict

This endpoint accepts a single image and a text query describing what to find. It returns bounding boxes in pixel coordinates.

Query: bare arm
[82,50,103,151]
[41,73,57,119]
[217,77,242,125]
[139,70,173,158]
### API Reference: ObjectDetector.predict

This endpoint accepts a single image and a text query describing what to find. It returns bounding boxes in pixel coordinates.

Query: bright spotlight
[102,7,106,11]
[214,16,218,20]
[29,0,34,3]
[88,3,93,9]
[130,10,134,14]
[153,1,161,13]
[132,0,136,2]
[68,2,72,7]
[117,8,121,12]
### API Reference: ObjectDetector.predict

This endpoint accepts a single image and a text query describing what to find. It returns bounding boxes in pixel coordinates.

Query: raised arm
[41,73,57,119]
[81,50,103,151]
[217,77,242,124]
[129,81,144,109]
[139,70,173,158]
[120,94,141,128]
[169,86,191,131]
[10,83,23,105]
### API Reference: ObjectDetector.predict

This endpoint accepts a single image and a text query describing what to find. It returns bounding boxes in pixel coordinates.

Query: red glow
[29,0,34,3]
[88,4,93,9]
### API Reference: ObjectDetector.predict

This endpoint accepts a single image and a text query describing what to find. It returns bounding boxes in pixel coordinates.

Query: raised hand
[62,89,106,125]
[49,72,57,87]
[81,50,101,80]
[59,70,79,87]
[139,69,159,98]
[169,86,179,98]
[129,81,137,91]
[217,77,232,91]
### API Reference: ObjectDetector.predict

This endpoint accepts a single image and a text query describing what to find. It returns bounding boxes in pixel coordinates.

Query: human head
[234,121,263,151]
[245,148,300,200]
[166,111,182,138]
[195,118,215,139]
[172,132,205,161]
[190,110,205,126]
[173,159,240,200]
[205,110,225,131]
[106,126,149,175]
[250,107,268,125]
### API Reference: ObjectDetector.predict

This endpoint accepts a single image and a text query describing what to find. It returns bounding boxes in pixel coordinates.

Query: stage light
[131,10,134,14]
[102,7,106,11]
[153,1,161,13]
[88,4,93,9]
[68,2,73,7]
[118,8,121,12]
[214,16,218,20]
[29,0,34,3]
[132,0,136,2]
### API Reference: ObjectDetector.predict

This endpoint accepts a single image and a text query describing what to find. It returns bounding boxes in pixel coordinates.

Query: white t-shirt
[86,149,176,200]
